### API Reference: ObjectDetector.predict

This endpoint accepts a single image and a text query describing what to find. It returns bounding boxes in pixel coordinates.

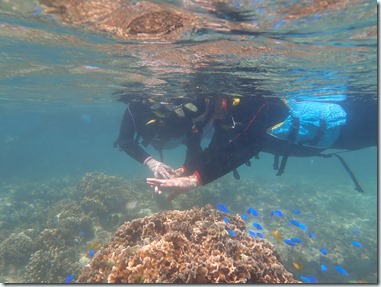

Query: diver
[113,97,218,179]
[146,94,377,201]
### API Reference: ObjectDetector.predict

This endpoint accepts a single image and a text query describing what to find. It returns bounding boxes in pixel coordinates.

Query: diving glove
[144,157,175,179]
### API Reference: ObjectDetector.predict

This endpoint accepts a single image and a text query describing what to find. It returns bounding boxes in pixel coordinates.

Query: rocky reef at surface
[77,207,299,283]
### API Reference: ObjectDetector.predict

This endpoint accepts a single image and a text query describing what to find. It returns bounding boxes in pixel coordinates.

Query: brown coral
[0,232,36,268]
[77,208,300,283]
[40,0,202,41]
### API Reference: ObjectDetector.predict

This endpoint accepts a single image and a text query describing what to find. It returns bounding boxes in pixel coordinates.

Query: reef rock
[40,0,202,41]
[0,232,36,269]
[77,207,299,283]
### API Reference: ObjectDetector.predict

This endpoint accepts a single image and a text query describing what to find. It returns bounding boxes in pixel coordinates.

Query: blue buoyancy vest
[268,97,347,148]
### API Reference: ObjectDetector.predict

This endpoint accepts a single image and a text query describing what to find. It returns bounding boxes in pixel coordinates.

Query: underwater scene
[0,0,378,284]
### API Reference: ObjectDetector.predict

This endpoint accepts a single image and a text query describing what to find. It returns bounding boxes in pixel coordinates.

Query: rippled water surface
[0,0,377,284]
[0,0,377,103]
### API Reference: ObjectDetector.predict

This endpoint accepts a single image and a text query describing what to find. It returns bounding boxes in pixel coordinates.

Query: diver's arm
[116,106,151,164]
[182,119,235,178]
[146,139,261,200]
[194,97,288,185]
[194,137,262,185]
[180,127,203,176]
[116,106,175,178]
[146,96,289,197]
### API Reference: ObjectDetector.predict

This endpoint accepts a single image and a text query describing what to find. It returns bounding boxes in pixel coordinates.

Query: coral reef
[0,232,36,271]
[25,248,81,283]
[0,171,377,283]
[76,172,159,229]
[0,172,162,283]
[77,207,299,283]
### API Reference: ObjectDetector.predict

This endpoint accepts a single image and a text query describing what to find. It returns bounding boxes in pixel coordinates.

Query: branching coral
[77,207,300,283]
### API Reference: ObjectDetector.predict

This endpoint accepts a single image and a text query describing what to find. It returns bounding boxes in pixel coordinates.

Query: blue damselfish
[65,274,74,283]
[290,219,308,231]
[352,241,363,248]
[253,222,263,230]
[270,210,284,217]
[216,204,229,213]
[247,207,259,217]
[284,239,296,246]
[290,237,302,243]
[335,266,348,276]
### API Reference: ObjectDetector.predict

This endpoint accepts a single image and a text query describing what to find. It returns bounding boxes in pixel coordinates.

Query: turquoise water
[0,0,377,283]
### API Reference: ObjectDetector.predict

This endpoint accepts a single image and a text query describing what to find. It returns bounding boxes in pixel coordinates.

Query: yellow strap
[145,119,157,125]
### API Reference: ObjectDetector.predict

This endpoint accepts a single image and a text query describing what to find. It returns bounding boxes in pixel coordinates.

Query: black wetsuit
[188,96,376,186]
[187,96,290,184]
[114,100,204,165]
[115,96,376,186]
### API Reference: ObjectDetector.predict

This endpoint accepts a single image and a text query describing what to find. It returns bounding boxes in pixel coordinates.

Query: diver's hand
[174,166,186,177]
[146,173,200,201]
[144,157,175,179]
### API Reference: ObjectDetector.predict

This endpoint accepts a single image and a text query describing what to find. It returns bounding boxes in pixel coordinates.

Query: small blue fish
[290,237,302,244]
[216,204,229,213]
[32,5,43,16]
[321,264,327,272]
[65,274,74,283]
[270,210,284,217]
[289,219,299,226]
[247,207,259,217]
[249,230,256,238]
[319,248,328,255]
[352,241,363,248]
[335,266,348,276]
[88,249,95,258]
[352,229,361,235]
[253,222,263,230]
[256,232,264,238]
[290,219,308,231]
[298,223,308,231]
[293,209,301,214]
[308,276,318,283]
[308,232,316,239]
[223,217,229,224]
[300,276,310,283]
[284,239,296,246]
[227,229,236,237]
[273,19,286,30]
[79,231,86,237]
[241,214,247,221]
